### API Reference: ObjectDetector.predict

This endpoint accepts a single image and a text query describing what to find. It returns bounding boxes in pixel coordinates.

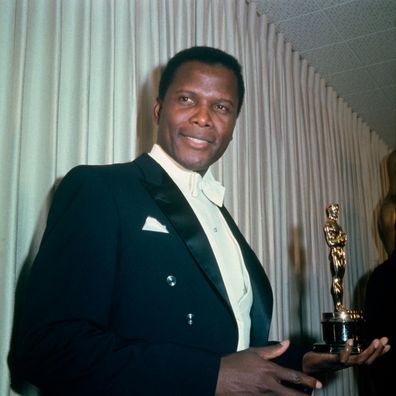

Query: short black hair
[158,46,245,115]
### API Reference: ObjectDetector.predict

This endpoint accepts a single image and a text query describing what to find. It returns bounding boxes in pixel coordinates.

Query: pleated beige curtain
[0,1,390,395]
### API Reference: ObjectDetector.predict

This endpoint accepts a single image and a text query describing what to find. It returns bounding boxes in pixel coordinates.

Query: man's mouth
[183,135,212,148]
[187,136,209,143]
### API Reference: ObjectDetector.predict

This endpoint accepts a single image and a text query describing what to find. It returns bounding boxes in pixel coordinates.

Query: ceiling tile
[301,42,361,75]
[367,60,396,87]
[275,11,342,51]
[363,105,395,128]
[252,0,319,22]
[325,68,378,96]
[314,0,353,9]
[342,90,378,111]
[381,85,396,105]
[377,125,396,148]
[347,29,396,66]
[323,0,396,40]
[343,90,394,123]
[253,0,396,148]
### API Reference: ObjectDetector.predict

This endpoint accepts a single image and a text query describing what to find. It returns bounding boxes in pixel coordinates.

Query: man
[10,46,389,395]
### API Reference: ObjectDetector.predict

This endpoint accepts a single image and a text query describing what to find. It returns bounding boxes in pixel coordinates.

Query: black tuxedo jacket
[13,154,282,395]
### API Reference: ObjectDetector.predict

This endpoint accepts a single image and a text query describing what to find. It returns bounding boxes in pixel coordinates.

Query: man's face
[154,61,239,174]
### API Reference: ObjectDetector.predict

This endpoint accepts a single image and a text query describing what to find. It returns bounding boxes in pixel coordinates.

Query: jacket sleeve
[12,166,220,396]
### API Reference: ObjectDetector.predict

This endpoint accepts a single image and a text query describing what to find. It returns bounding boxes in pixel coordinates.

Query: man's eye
[179,96,192,103]
[216,104,229,113]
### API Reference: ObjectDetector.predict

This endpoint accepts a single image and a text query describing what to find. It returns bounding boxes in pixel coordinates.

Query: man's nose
[190,104,212,127]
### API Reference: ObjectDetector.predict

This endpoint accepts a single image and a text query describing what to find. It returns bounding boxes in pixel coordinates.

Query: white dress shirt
[149,144,252,351]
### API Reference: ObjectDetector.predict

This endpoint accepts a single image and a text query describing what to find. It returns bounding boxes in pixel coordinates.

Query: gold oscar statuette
[313,203,365,354]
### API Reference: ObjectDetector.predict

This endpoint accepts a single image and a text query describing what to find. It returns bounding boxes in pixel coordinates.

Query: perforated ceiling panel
[250,0,396,149]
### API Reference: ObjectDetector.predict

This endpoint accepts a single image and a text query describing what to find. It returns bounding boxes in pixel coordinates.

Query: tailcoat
[14,154,276,395]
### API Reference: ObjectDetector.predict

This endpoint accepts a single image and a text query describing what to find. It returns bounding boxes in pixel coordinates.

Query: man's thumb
[254,340,290,360]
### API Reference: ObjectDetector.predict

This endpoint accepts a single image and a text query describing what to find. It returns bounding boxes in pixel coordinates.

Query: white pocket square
[142,216,169,234]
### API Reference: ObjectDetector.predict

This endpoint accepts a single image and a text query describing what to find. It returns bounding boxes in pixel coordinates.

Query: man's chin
[179,158,210,174]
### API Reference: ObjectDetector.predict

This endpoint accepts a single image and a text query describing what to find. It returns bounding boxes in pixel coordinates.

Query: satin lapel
[219,206,273,346]
[134,155,232,311]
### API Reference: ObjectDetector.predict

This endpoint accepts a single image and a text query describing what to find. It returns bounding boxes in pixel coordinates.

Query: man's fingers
[282,368,323,390]
[339,339,354,364]
[340,337,391,366]
[364,337,390,365]
[253,340,290,360]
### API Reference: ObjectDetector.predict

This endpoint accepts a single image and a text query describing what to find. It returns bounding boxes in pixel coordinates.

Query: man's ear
[153,98,162,125]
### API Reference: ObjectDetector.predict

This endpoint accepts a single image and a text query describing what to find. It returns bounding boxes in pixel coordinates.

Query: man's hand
[303,337,391,374]
[215,340,322,395]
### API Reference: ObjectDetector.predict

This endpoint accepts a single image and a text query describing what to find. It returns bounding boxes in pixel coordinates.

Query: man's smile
[182,134,213,147]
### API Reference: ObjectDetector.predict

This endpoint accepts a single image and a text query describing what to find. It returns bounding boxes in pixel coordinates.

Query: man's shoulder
[63,154,154,181]
[52,156,151,198]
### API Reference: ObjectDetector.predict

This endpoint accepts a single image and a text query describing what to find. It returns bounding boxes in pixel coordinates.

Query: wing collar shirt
[149,144,252,351]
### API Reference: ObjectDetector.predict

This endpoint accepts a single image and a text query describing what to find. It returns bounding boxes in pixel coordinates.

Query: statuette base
[313,310,365,355]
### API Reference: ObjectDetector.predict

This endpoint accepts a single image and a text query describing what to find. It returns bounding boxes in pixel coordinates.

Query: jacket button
[166,275,176,287]
[186,313,194,325]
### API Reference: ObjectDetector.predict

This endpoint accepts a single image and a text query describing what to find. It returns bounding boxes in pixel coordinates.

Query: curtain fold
[1,1,390,395]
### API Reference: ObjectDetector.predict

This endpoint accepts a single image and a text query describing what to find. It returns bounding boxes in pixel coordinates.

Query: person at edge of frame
[360,150,396,396]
